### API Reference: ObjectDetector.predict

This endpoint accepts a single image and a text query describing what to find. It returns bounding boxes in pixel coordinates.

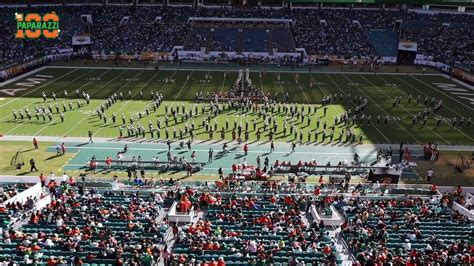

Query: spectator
[426,168,434,182]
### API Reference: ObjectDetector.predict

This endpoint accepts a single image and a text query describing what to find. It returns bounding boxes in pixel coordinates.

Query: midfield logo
[15,12,60,39]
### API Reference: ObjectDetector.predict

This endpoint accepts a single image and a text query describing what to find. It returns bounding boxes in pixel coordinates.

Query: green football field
[0,66,473,145]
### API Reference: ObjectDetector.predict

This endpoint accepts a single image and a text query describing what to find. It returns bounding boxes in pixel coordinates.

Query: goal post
[10,149,25,169]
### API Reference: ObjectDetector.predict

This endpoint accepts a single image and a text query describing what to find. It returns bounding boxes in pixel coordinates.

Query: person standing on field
[426,168,434,182]
[30,158,38,172]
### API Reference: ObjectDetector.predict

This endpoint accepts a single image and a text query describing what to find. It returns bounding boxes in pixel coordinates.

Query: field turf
[0,66,473,145]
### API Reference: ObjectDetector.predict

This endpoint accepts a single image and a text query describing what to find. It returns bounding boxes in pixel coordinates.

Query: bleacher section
[1,6,474,70]
[365,30,399,57]
[184,19,295,54]
[0,184,27,203]
[0,189,167,265]
[271,28,294,53]
[242,28,269,53]
[212,28,238,52]
[171,194,343,265]
[340,197,473,264]
[183,25,211,51]
[1,179,472,265]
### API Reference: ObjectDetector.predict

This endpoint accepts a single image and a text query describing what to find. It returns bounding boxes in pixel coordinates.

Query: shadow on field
[75,142,90,147]
[45,154,62,161]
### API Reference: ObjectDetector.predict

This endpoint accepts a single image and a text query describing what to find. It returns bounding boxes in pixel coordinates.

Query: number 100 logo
[15,12,60,39]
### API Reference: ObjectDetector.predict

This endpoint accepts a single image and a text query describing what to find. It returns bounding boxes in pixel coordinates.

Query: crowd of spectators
[1,177,472,265]
[293,9,374,57]
[0,178,183,265]
[169,191,343,265]
[0,5,472,70]
[185,20,295,53]
[88,6,187,55]
[0,183,40,230]
[339,195,473,265]
[0,6,86,67]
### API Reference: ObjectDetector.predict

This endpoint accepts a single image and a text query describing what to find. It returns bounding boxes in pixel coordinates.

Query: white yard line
[344,74,420,143]
[61,70,131,137]
[275,72,286,96]
[169,71,194,109]
[32,70,114,136]
[47,145,376,156]
[293,73,311,104]
[92,70,162,137]
[0,66,47,87]
[309,74,328,97]
[360,74,452,144]
[3,69,100,134]
[409,75,474,111]
[376,75,474,143]
[219,72,227,94]
[324,74,391,144]
[257,71,264,90]
[0,68,79,109]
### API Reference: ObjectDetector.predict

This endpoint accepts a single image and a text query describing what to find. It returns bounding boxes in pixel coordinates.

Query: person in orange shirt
[217,257,226,266]
[33,138,38,149]
[47,256,58,266]
[204,242,213,250]
[68,176,76,186]
[105,156,112,169]
[314,186,321,196]
[39,173,46,187]
[270,196,277,204]
[323,245,332,255]
[73,257,84,266]
[284,196,293,205]
[30,212,39,224]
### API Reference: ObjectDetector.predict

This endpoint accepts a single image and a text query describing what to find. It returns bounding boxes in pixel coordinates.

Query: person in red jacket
[243,143,248,156]
[105,156,112,169]
[33,138,38,149]
[39,173,46,187]
[60,143,66,155]
[217,257,226,266]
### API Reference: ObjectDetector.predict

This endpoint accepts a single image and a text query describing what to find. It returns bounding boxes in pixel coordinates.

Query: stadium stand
[365,30,399,57]
[1,6,473,68]
[0,176,472,265]
[168,192,344,265]
[340,196,473,264]
[183,24,211,51]
[184,20,294,54]
[212,27,239,52]
[0,184,170,265]
[270,27,295,53]
[1,2,473,265]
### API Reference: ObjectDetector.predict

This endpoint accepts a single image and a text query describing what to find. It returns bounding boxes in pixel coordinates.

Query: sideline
[43,65,446,75]
[1,134,474,152]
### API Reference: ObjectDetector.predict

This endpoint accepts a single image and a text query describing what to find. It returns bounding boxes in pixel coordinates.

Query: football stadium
[0,0,473,265]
